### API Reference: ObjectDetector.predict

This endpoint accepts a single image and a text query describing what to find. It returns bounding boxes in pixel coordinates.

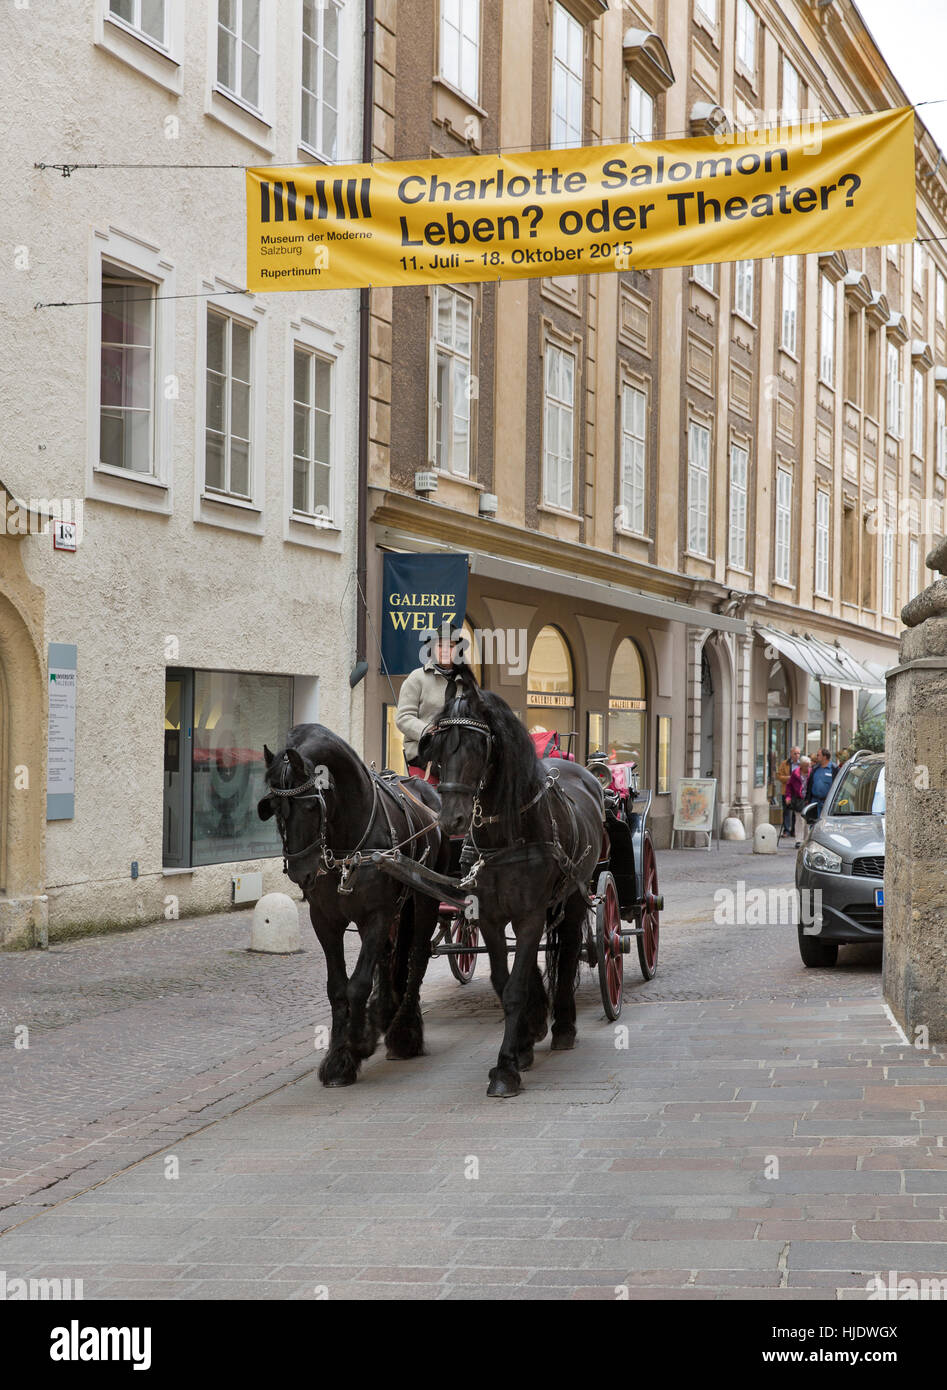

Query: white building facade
[0,0,363,945]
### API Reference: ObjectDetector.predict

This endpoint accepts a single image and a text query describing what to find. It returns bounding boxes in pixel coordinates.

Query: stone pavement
[2,841,946,1300]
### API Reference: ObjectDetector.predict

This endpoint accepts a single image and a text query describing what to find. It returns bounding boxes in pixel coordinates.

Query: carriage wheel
[637,831,660,981]
[448,915,479,984]
[595,870,623,1020]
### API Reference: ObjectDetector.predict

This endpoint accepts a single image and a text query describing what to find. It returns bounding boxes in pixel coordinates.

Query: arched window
[608,638,647,765]
[527,626,575,745]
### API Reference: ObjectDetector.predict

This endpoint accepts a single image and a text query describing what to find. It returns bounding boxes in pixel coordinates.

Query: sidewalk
[2,842,946,1299]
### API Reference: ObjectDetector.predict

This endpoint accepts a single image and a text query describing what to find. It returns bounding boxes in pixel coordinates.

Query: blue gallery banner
[381,552,469,675]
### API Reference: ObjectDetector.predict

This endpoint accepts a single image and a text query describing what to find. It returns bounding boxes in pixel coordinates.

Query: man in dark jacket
[806,748,838,816]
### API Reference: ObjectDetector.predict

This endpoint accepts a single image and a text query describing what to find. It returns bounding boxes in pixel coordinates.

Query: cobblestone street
[3,841,945,1300]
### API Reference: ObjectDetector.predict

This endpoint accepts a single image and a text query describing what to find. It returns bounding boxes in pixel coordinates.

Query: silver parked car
[795,751,885,967]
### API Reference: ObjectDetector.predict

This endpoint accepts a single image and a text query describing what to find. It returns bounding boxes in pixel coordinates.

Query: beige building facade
[361,0,947,847]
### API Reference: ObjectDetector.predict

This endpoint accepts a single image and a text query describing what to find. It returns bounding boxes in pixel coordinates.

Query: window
[909,537,920,599]
[628,77,654,142]
[865,322,880,417]
[815,489,830,596]
[781,55,800,121]
[728,442,748,570]
[694,262,715,290]
[696,0,717,22]
[109,0,166,45]
[301,0,340,158]
[938,392,947,476]
[819,274,835,384]
[100,268,155,475]
[886,341,904,438]
[937,268,946,324]
[735,259,754,319]
[543,343,575,509]
[620,383,647,533]
[781,255,799,353]
[842,503,858,605]
[687,421,710,557]
[913,367,925,456]
[845,306,860,403]
[432,286,473,478]
[217,0,261,110]
[882,528,894,616]
[775,467,792,584]
[527,626,574,744]
[913,245,925,296]
[551,2,583,148]
[736,0,756,73]
[440,0,479,102]
[292,346,332,519]
[608,639,647,767]
[205,309,252,499]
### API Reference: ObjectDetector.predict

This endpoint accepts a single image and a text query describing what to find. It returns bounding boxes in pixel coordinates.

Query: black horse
[419,668,605,1098]
[257,724,448,1087]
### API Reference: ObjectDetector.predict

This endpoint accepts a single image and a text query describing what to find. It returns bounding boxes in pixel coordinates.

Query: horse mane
[264,723,365,792]
[441,669,544,843]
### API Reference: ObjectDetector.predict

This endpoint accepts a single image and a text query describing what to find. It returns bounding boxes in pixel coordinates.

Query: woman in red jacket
[784,755,812,846]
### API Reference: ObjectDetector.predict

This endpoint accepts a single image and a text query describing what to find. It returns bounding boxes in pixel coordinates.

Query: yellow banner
[246,107,916,293]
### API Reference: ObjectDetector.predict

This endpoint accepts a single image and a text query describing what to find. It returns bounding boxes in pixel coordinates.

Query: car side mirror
[803,802,820,825]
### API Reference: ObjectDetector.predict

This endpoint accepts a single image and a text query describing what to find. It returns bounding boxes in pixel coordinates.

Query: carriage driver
[395,625,464,777]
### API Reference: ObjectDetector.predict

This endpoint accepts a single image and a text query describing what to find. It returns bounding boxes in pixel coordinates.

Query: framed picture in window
[656,715,671,794]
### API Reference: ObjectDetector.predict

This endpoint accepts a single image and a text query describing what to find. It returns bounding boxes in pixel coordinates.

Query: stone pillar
[731,632,754,832]
[883,538,947,1041]
[685,626,712,778]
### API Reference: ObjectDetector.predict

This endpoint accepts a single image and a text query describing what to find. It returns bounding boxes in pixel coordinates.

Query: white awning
[756,626,886,693]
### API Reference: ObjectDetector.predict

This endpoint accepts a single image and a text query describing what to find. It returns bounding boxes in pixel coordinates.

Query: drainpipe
[354,0,375,679]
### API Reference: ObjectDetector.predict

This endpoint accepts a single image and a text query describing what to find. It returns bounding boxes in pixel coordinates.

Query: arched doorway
[608,638,647,768]
[526,625,575,747]
[0,578,46,947]
[767,654,792,800]
[700,651,714,778]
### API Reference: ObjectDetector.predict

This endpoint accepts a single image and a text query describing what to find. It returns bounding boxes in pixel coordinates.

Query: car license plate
[875,888,884,909]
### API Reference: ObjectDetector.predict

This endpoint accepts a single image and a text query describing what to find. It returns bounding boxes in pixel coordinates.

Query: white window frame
[284,318,345,551]
[819,274,835,385]
[439,0,480,103]
[781,255,799,354]
[734,259,754,320]
[909,536,920,599]
[728,441,748,571]
[886,341,904,439]
[815,489,830,597]
[937,268,946,324]
[97,0,182,94]
[620,381,647,534]
[775,467,792,585]
[693,262,715,291]
[735,0,756,75]
[543,342,576,512]
[204,307,254,502]
[214,0,265,118]
[429,285,475,479]
[781,55,801,121]
[300,0,342,160]
[937,391,947,477]
[882,528,895,616]
[912,366,925,457]
[108,0,168,48]
[914,245,925,296]
[551,2,583,149]
[695,0,717,24]
[628,77,654,142]
[687,421,711,558]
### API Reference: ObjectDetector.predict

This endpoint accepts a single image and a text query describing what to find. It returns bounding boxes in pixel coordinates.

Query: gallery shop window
[301,0,340,158]
[100,267,156,475]
[206,308,252,500]
[293,345,333,518]
[109,0,167,46]
[527,625,575,747]
[608,638,647,769]
[432,286,474,478]
[439,0,480,103]
[620,382,647,534]
[728,441,748,570]
[543,343,575,510]
[217,0,262,111]
[551,1,583,148]
[162,669,292,870]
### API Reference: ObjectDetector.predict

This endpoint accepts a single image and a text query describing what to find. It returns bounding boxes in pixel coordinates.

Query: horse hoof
[517,1046,535,1071]
[486,1070,522,1098]
[318,1053,360,1087]
[550,1030,576,1051]
[324,1075,357,1087]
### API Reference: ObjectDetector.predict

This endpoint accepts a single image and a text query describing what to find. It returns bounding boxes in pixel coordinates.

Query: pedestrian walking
[786,755,812,846]
[777,745,801,837]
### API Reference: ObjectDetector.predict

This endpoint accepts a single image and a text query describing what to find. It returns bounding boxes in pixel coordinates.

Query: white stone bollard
[721,817,746,842]
[753,823,778,855]
[249,893,302,953]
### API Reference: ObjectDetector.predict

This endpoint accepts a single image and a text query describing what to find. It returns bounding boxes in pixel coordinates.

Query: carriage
[431,737,662,1020]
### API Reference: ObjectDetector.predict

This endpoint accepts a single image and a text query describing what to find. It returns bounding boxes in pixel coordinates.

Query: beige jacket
[395,664,450,761]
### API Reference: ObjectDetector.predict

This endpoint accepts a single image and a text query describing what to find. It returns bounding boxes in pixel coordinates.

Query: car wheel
[798,926,839,968]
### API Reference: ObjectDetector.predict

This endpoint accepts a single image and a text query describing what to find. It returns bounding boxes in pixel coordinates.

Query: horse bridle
[268,769,332,872]
[427,716,493,804]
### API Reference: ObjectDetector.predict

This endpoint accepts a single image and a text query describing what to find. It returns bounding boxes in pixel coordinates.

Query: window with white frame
[728,442,748,570]
[819,274,835,384]
[913,367,925,456]
[543,343,575,510]
[735,259,754,319]
[882,527,894,616]
[440,0,479,102]
[815,489,830,596]
[886,341,904,438]
[938,392,947,476]
[100,267,155,474]
[301,0,340,158]
[909,536,920,599]
[205,309,252,499]
[736,0,756,73]
[292,346,333,518]
[432,286,473,478]
[937,268,946,323]
[775,467,792,584]
[781,255,799,353]
[109,0,167,45]
[913,244,925,296]
[687,421,710,557]
[217,0,261,110]
[781,55,800,120]
[628,78,654,142]
[696,0,717,23]
[551,2,583,148]
[620,383,647,533]
[694,262,715,290]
